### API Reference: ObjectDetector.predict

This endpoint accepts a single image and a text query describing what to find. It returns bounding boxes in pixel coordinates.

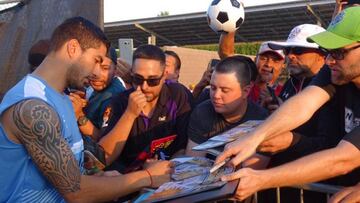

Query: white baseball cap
[258,41,285,59]
[268,24,326,50]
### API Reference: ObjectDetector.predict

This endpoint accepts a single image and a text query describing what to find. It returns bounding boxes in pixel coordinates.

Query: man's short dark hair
[132,44,165,70]
[214,55,257,87]
[108,47,117,65]
[50,16,110,52]
[164,50,181,71]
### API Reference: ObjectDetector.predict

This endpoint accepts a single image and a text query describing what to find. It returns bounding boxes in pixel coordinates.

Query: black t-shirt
[279,76,322,137]
[279,76,313,101]
[311,66,360,149]
[188,100,269,144]
[103,82,192,173]
[270,69,344,167]
[194,87,210,106]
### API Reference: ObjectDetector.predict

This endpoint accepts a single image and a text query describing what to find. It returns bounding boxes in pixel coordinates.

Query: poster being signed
[138,157,234,203]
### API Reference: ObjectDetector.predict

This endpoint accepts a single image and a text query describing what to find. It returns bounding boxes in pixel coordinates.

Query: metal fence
[248,183,343,203]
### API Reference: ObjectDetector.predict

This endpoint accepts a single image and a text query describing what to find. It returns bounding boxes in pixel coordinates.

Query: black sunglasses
[131,73,163,87]
[283,47,319,55]
[321,44,360,60]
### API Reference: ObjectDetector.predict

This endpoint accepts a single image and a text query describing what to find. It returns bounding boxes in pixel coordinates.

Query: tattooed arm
[1,99,171,202]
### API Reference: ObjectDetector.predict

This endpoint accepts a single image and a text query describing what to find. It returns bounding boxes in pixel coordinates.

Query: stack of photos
[192,120,263,151]
[139,157,234,202]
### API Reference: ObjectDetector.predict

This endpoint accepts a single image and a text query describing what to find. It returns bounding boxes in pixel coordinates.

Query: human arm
[259,86,283,113]
[333,0,348,19]
[218,32,235,59]
[185,139,207,157]
[0,99,169,202]
[257,131,301,154]
[221,140,360,200]
[259,98,343,156]
[72,160,171,202]
[69,92,101,141]
[329,183,360,203]
[192,68,212,99]
[99,87,147,165]
[216,85,330,166]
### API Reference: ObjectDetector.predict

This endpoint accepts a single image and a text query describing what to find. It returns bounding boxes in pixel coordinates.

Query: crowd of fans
[0,1,360,202]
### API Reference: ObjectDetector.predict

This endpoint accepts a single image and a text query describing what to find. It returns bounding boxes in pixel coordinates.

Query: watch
[77,116,89,126]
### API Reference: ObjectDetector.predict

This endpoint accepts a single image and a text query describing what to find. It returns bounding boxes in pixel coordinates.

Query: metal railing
[247,183,343,203]
[291,183,343,203]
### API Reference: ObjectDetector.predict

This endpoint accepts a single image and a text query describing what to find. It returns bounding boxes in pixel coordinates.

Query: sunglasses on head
[131,73,163,87]
[283,47,318,55]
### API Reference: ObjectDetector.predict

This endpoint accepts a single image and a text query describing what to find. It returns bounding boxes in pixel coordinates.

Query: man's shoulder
[246,101,269,120]
[106,77,126,94]
[192,100,217,119]
[0,75,54,116]
[2,99,60,138]
[164,82,193,104]
[166,82,191,95]
[310,65,332,87]
[112,88,133,101]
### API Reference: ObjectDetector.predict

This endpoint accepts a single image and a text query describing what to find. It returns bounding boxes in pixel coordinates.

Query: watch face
[78,116,89,126]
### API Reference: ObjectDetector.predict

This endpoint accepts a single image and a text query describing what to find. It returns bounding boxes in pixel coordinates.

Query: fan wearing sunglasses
[98,44,192,174]
[250,24,338,202]
[269,24,327,102]
[265,24,328,141]
[214,7,360,201]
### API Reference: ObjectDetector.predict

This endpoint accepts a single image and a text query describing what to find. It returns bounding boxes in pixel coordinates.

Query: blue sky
[104,0,300,22]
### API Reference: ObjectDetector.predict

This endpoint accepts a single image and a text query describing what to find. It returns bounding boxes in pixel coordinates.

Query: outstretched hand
[143,160,173,188]
[329,183,360,203]
[215,132,264,167]
[257,131,298,154]
[221,168,268,201]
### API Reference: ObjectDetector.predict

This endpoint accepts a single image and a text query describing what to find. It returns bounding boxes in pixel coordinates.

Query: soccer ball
[207,0,245,33]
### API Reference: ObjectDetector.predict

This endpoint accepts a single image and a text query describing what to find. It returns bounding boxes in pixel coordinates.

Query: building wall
[163,46,220,89]
[163,46,255,89]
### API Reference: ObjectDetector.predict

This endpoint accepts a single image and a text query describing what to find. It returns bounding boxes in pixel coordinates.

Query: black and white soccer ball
[207,0,245,33]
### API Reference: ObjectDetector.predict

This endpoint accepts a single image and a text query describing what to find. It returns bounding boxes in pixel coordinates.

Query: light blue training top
[0,74,84,203]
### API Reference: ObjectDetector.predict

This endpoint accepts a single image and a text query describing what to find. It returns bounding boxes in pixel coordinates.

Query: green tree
[157,11,169,17]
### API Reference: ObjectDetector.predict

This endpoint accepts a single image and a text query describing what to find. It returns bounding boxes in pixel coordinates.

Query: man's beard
[67,63,87,90]
[287,65,310,78]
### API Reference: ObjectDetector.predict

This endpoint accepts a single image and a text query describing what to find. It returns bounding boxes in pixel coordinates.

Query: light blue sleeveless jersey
[0,75,84,202]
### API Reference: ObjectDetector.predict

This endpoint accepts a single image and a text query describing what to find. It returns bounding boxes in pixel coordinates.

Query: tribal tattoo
[12,99,81,194]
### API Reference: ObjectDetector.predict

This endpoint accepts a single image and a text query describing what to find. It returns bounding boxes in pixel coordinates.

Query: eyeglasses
[283,47,318,56]
[131,73,163,87]
[321,44,360,60]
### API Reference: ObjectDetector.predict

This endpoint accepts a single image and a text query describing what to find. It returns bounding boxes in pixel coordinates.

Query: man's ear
[164,69,169,77]
[317,52,326,63]
[66,39,81,59]
[242,83,253,98]
[175,69,180,77]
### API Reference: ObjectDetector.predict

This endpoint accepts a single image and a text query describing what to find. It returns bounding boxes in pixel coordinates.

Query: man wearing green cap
[211,7,360,201]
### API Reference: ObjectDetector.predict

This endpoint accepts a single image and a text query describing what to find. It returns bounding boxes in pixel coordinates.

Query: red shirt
[248,84,283,104]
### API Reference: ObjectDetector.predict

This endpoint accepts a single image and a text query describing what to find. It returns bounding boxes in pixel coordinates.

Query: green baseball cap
[307,7,360,50]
